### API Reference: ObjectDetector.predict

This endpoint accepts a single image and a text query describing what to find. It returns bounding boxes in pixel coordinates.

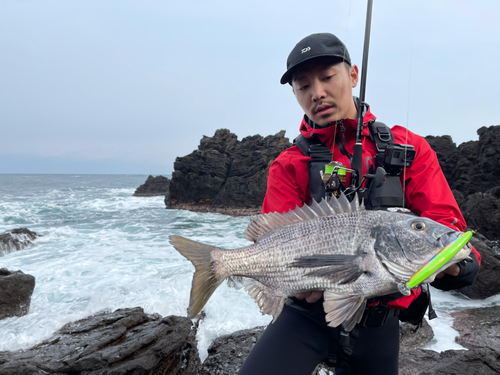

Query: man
[238,33,480,375]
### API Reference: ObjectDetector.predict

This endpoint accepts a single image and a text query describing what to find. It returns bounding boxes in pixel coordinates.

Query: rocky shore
[0,268,35,320]
[1,306,499,374]
[0,307,201,374]
[0,228,40,256]
[3,125,499,374]
[133,175,170,197]
[164,129,291,216]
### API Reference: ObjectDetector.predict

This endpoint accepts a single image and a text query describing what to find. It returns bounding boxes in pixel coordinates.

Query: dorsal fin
[244,192,364,242]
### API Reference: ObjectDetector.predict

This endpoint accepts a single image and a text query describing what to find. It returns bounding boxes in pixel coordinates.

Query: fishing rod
[351,0,373,189]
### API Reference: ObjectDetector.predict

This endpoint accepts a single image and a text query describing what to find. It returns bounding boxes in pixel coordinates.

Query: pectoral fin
[291,254,364,284]
[323,292,366,331]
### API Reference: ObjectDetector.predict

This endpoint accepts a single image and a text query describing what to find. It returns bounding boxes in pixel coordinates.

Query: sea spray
[0,174,498,361]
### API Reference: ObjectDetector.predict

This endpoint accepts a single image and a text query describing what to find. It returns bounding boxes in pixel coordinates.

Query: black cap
[280,33,351,85]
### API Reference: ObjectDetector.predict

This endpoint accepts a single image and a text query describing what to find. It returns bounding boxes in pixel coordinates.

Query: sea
[0,174,499,361]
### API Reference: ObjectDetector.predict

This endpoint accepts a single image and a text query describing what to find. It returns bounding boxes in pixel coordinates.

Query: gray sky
[1,0,499,175]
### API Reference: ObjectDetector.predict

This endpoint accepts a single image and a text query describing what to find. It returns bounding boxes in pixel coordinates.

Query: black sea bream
[169,194,471,330]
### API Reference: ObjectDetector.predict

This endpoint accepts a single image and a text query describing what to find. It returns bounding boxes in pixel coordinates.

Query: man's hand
[435,264,461,279]
[295,291,323,303]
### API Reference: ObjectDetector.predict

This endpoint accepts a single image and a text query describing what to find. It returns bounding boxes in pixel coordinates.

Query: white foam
[0,175,499,360]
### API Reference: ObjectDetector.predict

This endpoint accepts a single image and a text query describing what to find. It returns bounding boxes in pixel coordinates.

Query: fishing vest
[293,120,405,209]
[294,123,437,326]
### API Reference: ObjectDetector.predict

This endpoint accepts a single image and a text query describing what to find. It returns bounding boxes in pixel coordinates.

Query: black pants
[238,302,400,375]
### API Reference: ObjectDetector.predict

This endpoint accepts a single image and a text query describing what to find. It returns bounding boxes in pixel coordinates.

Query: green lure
[406,231,473,289]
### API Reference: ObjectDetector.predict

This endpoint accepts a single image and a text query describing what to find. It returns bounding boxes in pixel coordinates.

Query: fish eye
[411,221,426,231]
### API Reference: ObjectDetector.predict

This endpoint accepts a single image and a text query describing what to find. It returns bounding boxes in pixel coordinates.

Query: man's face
[291,59,359,126]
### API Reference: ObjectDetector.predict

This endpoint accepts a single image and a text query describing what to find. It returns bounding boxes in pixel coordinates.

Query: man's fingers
[295,291,323,303]
[306,291,323,303]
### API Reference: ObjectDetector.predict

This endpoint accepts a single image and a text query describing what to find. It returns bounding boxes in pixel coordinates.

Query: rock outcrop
[424,126,500,300]
[199,320,435,375]
[133,175,170,197]
[451,306,500,350]
[398,320,434,352]
[0,268,35,320]
[0,307,200,374]
[0,228,40,256]
[166,129,291,215]
[458,233,500,299]
[398,347,500,375]
[425,125,500,242]
[199,326,265,375]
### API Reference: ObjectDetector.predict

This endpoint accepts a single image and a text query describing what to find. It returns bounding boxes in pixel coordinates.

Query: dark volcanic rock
[451,306,500,350]
[399,347,500,375]
[0,268,35,320]
[133,175,170,197]
[0,228,40,256]
[166,129,291,215]
[0,307,200,375]
[426,125,500,198]
[460,186,500,242]
[399,319,434,352]
[426,125,500,242]
[199,326,265,375]
[458,233,500,299]
[200,321,435,374]
[426,126,500,300]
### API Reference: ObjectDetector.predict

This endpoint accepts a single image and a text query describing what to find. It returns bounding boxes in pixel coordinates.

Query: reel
[322,161,355,200]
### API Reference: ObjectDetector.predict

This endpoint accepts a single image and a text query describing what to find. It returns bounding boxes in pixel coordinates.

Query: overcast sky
[1,0,498,175]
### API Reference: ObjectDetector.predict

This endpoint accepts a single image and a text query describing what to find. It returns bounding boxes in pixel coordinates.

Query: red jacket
[262,107,480,308]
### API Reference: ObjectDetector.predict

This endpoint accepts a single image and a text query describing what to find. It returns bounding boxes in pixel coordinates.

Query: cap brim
[280,54,350,85]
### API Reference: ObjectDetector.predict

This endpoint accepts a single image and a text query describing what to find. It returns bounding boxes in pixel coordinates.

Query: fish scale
[169,193,471,331]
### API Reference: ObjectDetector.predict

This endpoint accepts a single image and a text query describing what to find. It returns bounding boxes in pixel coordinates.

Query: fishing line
[330,0,354,162]
[402,0,415,208]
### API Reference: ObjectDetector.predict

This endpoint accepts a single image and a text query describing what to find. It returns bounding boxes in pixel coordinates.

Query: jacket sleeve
[262,149,309,215]
[431,250,480,290]
[401,130,480,290]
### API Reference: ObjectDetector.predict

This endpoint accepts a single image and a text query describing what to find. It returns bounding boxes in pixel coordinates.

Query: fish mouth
[436,230,461,247]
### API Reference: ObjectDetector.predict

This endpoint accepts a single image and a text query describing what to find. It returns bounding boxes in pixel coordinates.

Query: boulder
[0,268,35,320]
[166,129,291,215]
[0,307,200,374]
[199,320,435,374]
[133,175,170,197]
[0,228,40,256]
[399,319,434,352]
[199,326,265,375]
[399,347,500,375]
[451,306,500,350]
[458,233,500,299]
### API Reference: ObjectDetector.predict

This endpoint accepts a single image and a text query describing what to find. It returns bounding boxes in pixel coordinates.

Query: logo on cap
[301,47,311,54]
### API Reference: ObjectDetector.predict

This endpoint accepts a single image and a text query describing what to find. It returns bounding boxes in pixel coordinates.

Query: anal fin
[323,291,366,331]
[242,279,286,322]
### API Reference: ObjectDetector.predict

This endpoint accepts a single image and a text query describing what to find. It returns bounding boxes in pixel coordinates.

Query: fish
[169,193,471,331]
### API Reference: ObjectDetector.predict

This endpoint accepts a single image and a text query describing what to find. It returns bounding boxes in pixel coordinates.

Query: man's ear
[350,64,359,88]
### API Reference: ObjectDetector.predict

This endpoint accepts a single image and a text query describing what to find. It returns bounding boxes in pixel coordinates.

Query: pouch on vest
[293,134,332,203]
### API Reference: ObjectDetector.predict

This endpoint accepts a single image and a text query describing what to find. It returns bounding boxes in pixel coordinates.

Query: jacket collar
[299,97,376,147]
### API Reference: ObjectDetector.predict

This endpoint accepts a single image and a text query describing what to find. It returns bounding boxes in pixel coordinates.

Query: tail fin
[169,235,224,318]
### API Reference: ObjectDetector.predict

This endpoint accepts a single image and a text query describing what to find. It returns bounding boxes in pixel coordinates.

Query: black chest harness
[292,121,435,360]
[294,120,413,210]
